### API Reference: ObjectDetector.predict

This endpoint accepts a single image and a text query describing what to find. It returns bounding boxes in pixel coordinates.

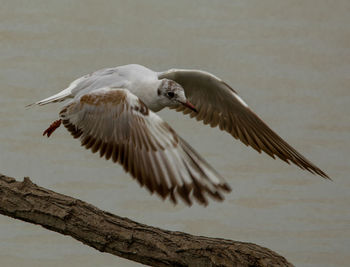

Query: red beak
[180,100,197,112]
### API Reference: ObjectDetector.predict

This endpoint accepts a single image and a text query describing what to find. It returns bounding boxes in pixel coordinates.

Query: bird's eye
[167,92,175,98]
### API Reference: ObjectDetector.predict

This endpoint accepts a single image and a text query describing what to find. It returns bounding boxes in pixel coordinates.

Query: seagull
[29,64,329,206]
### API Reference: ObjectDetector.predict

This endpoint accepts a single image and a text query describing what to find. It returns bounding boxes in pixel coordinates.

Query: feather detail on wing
[158,69,329,179]
[59,87,231,206]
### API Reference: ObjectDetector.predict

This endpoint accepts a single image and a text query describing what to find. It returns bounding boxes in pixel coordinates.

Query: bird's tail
[26,88,72,108]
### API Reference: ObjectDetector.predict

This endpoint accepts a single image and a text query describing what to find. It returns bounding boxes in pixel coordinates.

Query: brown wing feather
[59,87,231,206]
[159,69,329,179]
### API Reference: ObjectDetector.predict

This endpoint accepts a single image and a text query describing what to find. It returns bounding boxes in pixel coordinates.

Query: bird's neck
[128,78,164,112]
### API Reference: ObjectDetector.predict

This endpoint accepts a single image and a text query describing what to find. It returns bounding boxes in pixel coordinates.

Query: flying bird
[29,64,329,206]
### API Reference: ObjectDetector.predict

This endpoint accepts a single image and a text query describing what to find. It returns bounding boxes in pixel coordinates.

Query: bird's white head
[157,79,197,112]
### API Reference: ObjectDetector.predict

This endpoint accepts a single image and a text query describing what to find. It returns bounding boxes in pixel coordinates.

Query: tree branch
[0,173,293,267]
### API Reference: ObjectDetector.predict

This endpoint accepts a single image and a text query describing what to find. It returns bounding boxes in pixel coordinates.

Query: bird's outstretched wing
[59,87,231,206]
[158,69,329,179]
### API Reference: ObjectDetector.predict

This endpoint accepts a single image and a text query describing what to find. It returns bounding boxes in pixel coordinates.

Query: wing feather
[59,87,231,205]
[158,69,329,179]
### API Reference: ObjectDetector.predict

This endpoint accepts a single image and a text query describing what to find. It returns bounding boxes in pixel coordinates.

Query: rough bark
[0,173,293,267]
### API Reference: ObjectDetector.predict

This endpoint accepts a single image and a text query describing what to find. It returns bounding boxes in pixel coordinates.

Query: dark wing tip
[220,183,232,192]
[312,168,331,180]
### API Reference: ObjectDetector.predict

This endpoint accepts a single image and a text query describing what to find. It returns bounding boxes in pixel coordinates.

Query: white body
[32,64,166,111]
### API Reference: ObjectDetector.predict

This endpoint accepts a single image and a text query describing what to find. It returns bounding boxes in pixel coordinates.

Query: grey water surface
[0,1,349,266]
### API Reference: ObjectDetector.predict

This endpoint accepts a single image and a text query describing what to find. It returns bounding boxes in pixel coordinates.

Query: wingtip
[325,176,332,181]
[306,166,331,180]
[220,183,232,192]
[319,171,332,181]
[25,103,35,109]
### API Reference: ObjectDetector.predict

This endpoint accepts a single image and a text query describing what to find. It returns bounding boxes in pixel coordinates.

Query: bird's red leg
[43,119,62,137]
